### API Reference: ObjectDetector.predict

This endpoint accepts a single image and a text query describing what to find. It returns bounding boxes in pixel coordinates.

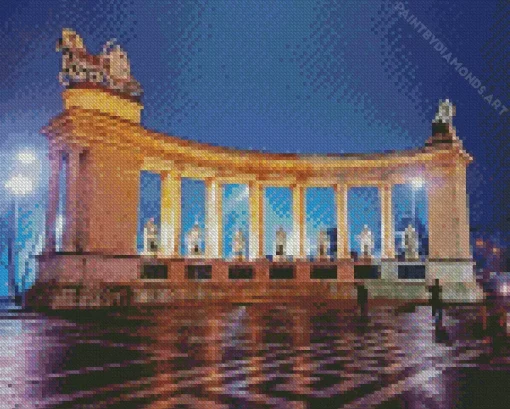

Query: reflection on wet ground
[0,299,509,408]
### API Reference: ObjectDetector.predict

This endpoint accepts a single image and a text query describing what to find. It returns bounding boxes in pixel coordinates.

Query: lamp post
[5,175,34,303]
[17,151,37,165]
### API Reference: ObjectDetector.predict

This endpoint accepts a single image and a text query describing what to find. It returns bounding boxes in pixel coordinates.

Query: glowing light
[411,178,424,189]
[17,151,37,164]
[5,175,33,196]
[500,282,510,296]
[56,215,64,238]
[236,186,249,202]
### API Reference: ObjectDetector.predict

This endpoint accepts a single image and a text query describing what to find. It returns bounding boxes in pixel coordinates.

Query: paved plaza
[1,300,508,408]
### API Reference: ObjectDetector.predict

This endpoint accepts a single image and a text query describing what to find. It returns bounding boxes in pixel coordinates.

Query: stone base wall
[362,281,483,302]
[27,254,483,310]
[25,281,359,310]
[37,253,142,283]
[25,279,483,310]
[427,260,476,282]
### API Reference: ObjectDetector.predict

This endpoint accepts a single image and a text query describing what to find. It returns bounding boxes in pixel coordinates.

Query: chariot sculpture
[57,28,143,99]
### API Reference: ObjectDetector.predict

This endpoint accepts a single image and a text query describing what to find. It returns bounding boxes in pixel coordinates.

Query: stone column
[76,150,90,252]
[63,147,80,252]
[160,171,182,257]
[292,184,306,259]
[205,178,223,258]
[44,148,63,252]
[380,182,395,259]
[335,183,349,258]
[81,147,142,255]
[427,160,470,260]
[426,157,475,285]
[249,182,264,260]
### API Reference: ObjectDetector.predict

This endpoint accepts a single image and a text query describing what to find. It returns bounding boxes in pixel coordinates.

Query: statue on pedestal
[275,227,287,258]
[143,218,158,255]
[433,99,456,124]
[403,224,419,260]
[358,225,374,259]
[318,229,329,258]
[187,221,202,256]
[232,228,246,260]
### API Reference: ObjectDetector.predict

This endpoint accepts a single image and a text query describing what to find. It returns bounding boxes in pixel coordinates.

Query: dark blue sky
[0,0,508,239]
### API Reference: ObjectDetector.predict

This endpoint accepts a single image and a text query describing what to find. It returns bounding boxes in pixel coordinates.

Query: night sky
[0,0,508,291]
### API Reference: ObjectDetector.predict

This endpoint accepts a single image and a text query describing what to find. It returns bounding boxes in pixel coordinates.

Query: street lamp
[5,175,34,303]
[17,151,37,165]
[5,175,34,196]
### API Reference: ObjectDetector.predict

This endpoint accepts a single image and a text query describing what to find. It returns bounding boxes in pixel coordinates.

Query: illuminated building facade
[27,30,482,308]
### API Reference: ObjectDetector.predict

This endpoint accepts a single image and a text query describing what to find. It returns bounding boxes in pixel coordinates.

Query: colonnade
[45,152,399,260]
[34,33,480,301]
[45,145,472,266]
[42,87,472,267]
[140,174,399,260]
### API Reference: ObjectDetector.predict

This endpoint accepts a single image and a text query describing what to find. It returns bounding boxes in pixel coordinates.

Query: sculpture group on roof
[56,28,143,100]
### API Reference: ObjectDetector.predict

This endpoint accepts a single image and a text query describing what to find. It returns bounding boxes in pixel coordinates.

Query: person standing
[428,278,443,323]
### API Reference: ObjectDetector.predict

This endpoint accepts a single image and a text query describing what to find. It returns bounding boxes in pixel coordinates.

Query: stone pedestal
[337,259,355,282]
[426,260,476,283]
[380,260,398,281]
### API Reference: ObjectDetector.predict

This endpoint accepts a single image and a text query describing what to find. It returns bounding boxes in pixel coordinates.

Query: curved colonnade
[30,86,479,307]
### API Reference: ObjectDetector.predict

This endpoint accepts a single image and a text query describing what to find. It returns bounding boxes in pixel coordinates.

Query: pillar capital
[249,179,264,189]
[160,169,182,179]
[378,180,393,188]
[290,178,308,189]
[204,174,224,183]
[65,143,84,155]
[48,144,63,161]
[334,181,349,189]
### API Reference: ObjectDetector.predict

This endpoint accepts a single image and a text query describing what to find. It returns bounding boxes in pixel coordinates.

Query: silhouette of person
[428,278,443,322]
[356,283,368,317]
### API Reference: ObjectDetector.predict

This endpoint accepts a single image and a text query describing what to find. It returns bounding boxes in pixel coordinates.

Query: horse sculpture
[56,28,143,100]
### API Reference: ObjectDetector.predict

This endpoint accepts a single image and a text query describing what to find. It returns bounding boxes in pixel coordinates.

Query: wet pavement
[0,299,509,408]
